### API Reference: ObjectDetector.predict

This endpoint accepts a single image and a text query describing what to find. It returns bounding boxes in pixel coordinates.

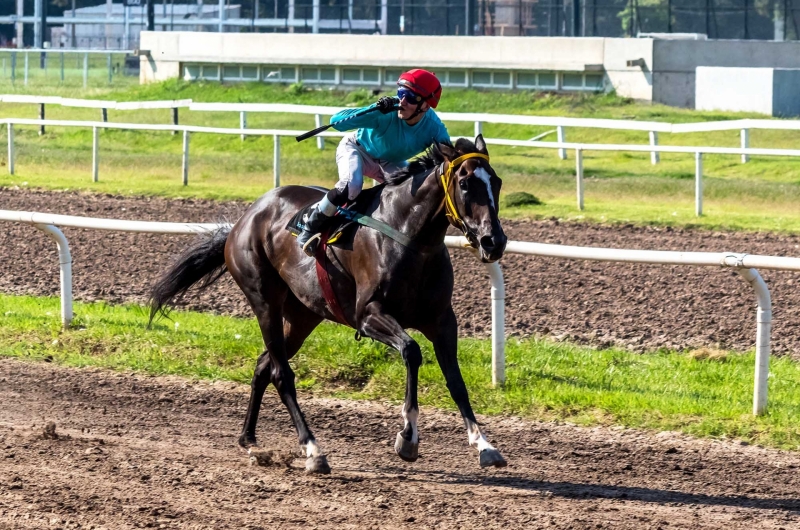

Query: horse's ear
[437,142,458,162]
[475,134,489,155]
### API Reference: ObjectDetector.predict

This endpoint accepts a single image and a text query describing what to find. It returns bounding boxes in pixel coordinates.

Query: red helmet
[397,69,442,108]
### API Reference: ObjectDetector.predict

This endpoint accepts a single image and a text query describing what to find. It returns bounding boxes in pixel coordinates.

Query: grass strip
[2,293,800,450]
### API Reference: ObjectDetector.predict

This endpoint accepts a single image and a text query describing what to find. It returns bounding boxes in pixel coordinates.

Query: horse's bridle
[438,152,491,244]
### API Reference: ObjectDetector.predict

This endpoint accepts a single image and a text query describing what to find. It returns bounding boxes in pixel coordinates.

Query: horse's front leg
[423,307,507,468]
[359,302,422,462]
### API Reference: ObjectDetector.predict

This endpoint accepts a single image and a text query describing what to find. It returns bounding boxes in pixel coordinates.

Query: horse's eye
[458,179,469,191]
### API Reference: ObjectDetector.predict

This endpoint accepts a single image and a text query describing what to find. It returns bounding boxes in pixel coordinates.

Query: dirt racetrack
[3,188,800,528]
[1,187,799,355]
[2,357,800,530]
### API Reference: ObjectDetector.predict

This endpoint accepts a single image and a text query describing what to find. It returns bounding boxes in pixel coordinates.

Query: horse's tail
[147,224,232,327]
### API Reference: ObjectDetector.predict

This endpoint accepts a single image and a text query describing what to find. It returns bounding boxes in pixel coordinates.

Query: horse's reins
[438,152,491,241]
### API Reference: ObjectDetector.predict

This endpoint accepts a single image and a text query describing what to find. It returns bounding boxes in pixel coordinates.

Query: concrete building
[696,67,800,117]
[138,32,800,108]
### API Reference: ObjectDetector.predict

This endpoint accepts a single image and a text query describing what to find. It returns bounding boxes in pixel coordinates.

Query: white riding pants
[335,132,405,201]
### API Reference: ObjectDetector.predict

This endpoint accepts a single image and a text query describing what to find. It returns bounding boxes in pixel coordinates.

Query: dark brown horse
[149,135,508,473]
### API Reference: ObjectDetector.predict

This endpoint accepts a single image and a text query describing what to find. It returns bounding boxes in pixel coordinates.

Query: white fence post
[557,125,566,160]
[182,131,190,186]
[240,111,247,142]
[649,131,660,164]
[33,224,73,329]
[82,52,88,88]
[7,124,14,175]
[576,148,584,211]
[474,120,482,138]
[741,128,750,163]
[315,114,324,150]
[484,262,505,387]
[695,151,703,217]
[737,268,772,416]
[273,134,280,188]
[92,126,99,182]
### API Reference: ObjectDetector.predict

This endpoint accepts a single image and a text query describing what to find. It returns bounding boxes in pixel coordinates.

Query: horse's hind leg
[238,292,322,448]
[359,302,422,462]
[231,261,329,472]
[422,307,507,468]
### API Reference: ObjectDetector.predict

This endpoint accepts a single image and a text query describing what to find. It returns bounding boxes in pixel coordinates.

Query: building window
[342,67,380,85]
[442,70,467,87]
[472,71,513,88]
[242,66,259,80]
[562,73,584,89]
[585,73,604,90]
[182,64,200,81]
[538,73,557,89]
[517,71,559,90]
[223,65,241,80]
[385,69,403,84]
[201,65,219,81]
[472,71,492,86]
[263,66,296,83]
[302,67,338,83]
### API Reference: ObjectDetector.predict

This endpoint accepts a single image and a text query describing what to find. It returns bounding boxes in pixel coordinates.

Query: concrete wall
[139,32,653,99]
[695,67,774,115]
[653,39,800,108]
[141,32,606,71]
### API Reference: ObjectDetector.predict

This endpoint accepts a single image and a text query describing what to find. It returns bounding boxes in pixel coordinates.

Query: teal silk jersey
[330,104,450,165]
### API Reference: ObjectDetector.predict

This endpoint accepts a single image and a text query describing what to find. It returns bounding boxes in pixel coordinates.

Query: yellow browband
[439,152,491,233]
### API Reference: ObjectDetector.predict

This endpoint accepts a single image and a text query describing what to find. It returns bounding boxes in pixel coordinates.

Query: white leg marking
[401,406,419,444]
[474,167,496,209]
[467,422,495,453]
[301,439,321,458]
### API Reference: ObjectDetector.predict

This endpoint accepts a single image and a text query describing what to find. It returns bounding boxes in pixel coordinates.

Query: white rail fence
[3,210,800,416]
[4,116,800,216]
[5,95,800,164]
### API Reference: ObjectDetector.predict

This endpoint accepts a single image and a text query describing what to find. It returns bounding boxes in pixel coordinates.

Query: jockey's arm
[329,105,384,132]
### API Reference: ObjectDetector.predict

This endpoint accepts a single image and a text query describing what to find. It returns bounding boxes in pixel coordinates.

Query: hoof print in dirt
[248,449,294,468]
[479,448,508,468]
[41,422,58,440]
[305,455,331,474]
[394,433,419,462]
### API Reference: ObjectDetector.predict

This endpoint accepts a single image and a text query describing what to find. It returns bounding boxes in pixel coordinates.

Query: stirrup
[301,233,322,257]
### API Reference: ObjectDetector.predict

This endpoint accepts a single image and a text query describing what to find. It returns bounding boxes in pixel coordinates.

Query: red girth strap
[314,231,351,327]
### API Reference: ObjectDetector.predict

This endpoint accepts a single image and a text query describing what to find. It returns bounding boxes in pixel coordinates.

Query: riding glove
[376,96,399,114]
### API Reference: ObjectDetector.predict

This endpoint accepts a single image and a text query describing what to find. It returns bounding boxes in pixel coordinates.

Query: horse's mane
[384,142,450,186]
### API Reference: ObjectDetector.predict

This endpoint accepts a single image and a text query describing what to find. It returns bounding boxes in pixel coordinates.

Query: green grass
[3,293,800,449]
[2,81,800,232]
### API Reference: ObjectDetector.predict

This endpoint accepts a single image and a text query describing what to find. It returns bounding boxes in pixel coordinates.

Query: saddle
[285,202,357,249]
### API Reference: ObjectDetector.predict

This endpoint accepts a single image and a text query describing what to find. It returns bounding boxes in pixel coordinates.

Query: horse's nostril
[480,235,495,251]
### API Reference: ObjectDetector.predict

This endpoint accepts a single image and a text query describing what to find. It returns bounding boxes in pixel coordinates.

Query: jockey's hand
[376,96,399,114]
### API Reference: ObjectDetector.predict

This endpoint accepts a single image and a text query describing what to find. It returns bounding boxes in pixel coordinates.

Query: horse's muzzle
[478,233,507,263]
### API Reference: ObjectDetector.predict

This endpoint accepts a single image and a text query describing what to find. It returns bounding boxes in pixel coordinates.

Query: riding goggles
[397,87,424,104]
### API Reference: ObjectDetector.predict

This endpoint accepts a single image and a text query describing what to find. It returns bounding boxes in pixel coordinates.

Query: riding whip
[295,97,399,142]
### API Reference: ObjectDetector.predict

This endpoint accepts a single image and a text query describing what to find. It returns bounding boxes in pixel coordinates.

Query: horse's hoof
[238,434,258,449]
[394,433,419,462]
[479,448,508,468]
[305,455,331,475]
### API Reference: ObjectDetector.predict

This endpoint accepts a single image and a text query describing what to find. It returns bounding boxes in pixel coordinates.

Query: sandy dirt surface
[3,189,800,529]
[1,187,799,355]
[2,357,800,530]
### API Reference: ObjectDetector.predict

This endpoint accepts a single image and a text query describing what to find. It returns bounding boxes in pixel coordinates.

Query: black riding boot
[297,201,336,257]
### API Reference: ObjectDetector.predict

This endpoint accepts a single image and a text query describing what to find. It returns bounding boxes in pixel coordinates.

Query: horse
[148,135,508,474]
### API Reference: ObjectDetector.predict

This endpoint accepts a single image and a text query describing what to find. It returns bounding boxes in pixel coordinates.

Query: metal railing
[3,209,800,415]
[4,115,800,216]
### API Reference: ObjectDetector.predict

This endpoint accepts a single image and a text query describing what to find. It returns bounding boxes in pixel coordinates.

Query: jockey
[296,68,451,257]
